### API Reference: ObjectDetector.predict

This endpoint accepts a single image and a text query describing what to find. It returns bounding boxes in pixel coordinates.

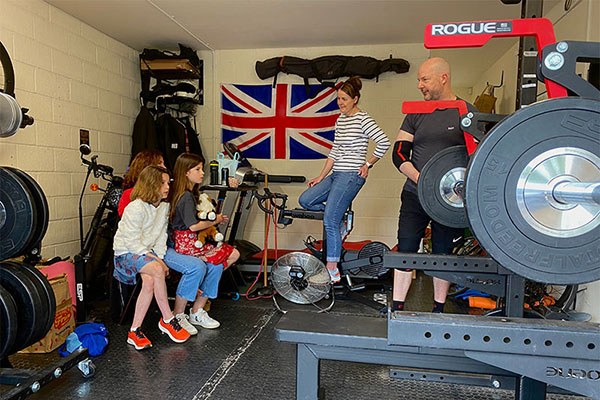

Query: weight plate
[0,168,35,260]
[5,168,49,255]
[4,262,49,347]
[465,97,600,284]
[356,241,391,278]
[8,261,55,343]
[418,145,469,228]
[0,284,17,359]
[0,262,45,352]
[0,93,22,138]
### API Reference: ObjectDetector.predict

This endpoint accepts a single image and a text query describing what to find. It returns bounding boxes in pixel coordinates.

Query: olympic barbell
[417,97,599,285]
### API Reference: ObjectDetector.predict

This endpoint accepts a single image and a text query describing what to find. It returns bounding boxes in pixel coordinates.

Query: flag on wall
[221,83,340,159]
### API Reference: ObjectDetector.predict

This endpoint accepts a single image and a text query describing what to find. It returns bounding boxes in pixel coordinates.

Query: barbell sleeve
[553,181,600,206]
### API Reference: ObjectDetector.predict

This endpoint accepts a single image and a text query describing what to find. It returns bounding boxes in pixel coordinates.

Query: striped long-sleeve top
[328,111,391,171]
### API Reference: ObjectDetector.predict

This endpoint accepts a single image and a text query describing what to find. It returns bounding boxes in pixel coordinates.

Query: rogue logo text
[431,22,513,36]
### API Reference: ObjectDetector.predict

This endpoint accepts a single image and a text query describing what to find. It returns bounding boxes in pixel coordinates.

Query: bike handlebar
[81,154,114,177]
[252,188,288,215]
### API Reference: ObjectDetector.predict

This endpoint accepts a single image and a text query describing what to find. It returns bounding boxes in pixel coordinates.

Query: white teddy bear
[194,193,224,249]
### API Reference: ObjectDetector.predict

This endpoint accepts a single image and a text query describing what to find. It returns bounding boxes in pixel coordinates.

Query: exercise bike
[73,144,123,322]
[253,188,391,314]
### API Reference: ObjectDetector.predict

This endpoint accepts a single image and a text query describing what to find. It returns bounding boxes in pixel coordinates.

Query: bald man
[391,57,476,313]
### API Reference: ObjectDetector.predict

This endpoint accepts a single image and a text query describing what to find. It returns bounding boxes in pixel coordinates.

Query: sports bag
[256,55,409,84]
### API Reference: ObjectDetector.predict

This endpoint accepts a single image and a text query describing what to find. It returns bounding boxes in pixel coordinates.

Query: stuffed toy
[194,193,224,249]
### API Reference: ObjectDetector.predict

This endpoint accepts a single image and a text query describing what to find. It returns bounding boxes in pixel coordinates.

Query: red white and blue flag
[221,83,340,159]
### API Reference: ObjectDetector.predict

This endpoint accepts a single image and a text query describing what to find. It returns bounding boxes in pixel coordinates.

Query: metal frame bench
[275,310,599,400]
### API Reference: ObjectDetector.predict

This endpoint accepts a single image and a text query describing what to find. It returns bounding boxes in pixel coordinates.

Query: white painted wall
[0,0,139,258]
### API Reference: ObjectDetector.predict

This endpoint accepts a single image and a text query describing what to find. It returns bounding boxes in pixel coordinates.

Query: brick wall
[0,0,139,258]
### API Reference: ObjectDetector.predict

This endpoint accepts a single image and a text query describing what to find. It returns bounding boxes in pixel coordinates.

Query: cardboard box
[19,275,76,353]
[37,261,76,307]
[49,274,70,305]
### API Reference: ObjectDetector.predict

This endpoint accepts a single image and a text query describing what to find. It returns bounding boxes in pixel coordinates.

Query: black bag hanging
[255,55,410,84]
[379,58,410,75]
[255,57,283,80]
[344,56,382,80]
[308,55,348,81]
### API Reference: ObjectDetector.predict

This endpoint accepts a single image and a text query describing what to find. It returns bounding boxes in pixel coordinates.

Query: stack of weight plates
[0,167,55,357]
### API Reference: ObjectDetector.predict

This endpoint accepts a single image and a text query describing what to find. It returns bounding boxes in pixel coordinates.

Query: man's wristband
[365,161,373,169]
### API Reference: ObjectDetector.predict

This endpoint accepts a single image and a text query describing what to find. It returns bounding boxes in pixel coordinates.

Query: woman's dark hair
[123,150,164,189]
[339,76,362,101]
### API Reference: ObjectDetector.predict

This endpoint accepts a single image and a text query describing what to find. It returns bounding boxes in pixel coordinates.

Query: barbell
[417,97,599,284]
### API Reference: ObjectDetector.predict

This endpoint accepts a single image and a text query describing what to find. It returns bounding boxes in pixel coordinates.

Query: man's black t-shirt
[400,101,476,194]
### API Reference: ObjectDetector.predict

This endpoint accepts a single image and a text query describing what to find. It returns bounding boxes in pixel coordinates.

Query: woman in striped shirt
[299,76,390,282]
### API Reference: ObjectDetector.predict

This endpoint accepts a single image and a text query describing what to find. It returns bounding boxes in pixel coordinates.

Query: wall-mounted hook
[487,71,504,89]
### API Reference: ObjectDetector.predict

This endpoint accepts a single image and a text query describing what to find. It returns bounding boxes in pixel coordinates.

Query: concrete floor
[0,271,591,400]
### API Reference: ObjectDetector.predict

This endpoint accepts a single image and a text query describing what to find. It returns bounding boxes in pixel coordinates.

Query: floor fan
[270,252,333,312]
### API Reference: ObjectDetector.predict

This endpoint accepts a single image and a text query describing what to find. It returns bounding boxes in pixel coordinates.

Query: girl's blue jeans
[298,171,365,262]
[164,248,223,301]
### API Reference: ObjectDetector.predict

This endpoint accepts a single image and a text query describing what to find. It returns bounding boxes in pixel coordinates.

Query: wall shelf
[139,56,203,106]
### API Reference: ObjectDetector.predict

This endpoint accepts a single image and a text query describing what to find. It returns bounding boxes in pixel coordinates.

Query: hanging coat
[183,118,203,161]
[130,106,159,162]
[156,114,187,172]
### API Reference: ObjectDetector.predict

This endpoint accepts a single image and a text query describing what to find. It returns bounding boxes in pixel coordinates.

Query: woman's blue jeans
[164,248,223,301]
[299,171,365,262]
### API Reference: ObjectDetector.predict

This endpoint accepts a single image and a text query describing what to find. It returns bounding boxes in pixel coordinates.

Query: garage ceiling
[44,0,564,87]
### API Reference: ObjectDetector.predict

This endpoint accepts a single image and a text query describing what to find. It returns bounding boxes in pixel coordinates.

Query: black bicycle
[74,144,123,322]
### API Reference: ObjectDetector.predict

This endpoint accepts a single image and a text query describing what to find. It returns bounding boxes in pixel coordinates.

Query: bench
[276,310,599,399]
[275,310,518,400]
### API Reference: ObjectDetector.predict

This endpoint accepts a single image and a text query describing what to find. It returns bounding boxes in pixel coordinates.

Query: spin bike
[73,144,123,322]
[253,188,390,313]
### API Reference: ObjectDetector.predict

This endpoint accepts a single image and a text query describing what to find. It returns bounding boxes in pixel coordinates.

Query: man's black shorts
[397,189,464,254]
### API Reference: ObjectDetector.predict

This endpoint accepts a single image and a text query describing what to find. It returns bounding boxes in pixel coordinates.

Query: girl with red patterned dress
[169,153,240,327]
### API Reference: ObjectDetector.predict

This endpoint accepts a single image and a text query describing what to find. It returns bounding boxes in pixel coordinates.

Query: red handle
[402,100,468,116]
[424,18,567,99]
[425,19,555,50]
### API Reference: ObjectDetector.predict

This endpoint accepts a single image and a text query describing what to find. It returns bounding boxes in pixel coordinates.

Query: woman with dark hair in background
[299,76,390,282]
[118,150,165,217]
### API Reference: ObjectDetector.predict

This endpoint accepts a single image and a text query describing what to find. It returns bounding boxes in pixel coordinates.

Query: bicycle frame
[74,151,122,322]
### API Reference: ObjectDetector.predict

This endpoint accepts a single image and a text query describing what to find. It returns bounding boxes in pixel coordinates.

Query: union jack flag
[221,83,340,159]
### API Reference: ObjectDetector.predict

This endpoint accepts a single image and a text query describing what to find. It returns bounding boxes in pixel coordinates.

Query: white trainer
[176,313,198,335]
[189,309,220,329]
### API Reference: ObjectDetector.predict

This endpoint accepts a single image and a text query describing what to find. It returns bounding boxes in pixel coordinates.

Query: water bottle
[346,210,354,231]
[209,160,219,186]
[221,167,229,186]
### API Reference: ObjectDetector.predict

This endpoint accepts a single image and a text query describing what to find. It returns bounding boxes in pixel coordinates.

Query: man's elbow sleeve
[392,140,412,170]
